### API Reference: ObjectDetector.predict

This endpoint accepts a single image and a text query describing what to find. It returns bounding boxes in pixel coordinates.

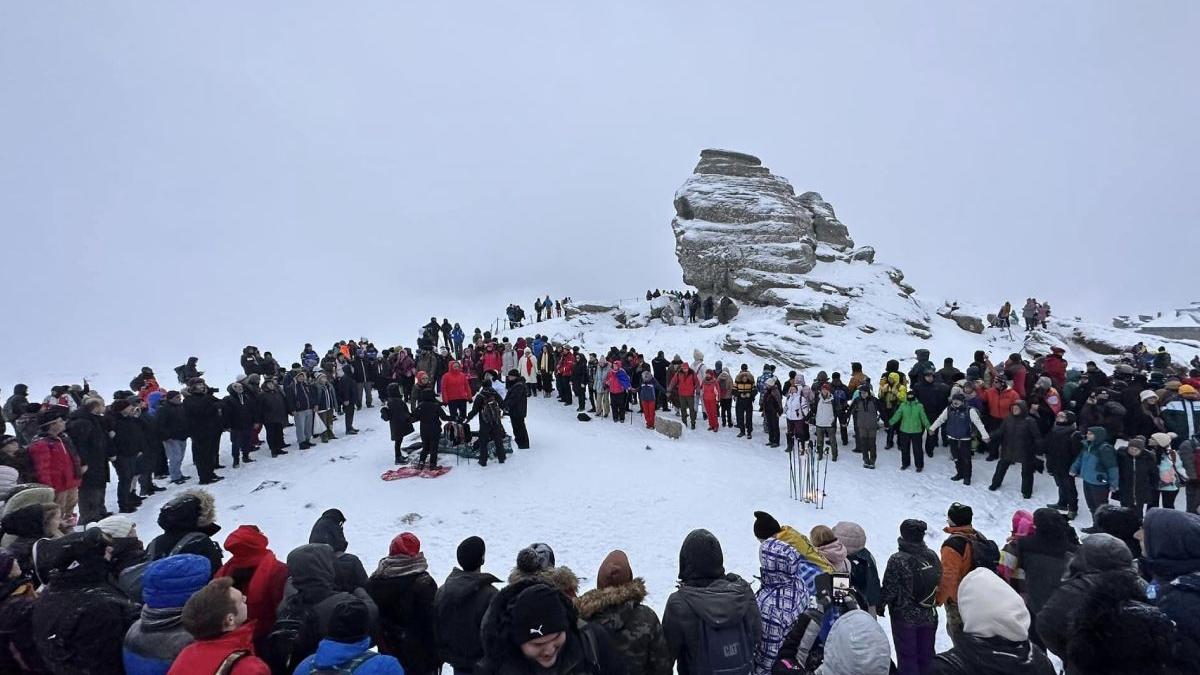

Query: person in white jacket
[785,383,812,452]
[517,348,538,390]
[928,393,990,485]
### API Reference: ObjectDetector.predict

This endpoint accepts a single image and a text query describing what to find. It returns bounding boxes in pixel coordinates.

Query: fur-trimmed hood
[575,578,648,621]
[157,488,218,535]
[507,565,580,598]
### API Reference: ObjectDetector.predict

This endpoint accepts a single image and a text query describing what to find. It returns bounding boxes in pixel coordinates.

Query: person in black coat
[368,532,441,675]
[153,390,191,483]
[412,389,451,470]
[147,488,223,573]
[651,353,670,411]
[31,529,139,675]
[478,578,626,675]
[466,380,507,467]
[571,357,589,413]
[1044,411,1082,517]
[1011,508,1078,648]
[434,536,498,675]
[257,379,289,456]
[912,372,950,454]
[222,382,256,467]
[66,400,112,525]
[309,508,370,592]
[183,380,224,484]
[989,401,1043,499]
[1115,436,1158,514]
[110,399,159,511]
[385,384,415,464]
[504,371,530,449]
[240,346,262,375]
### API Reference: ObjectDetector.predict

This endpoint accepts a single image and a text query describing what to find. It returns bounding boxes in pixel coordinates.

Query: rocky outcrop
[937,305,985,334]
[672,150,817,298]
[717,296,739,324]
[799,192,854,249]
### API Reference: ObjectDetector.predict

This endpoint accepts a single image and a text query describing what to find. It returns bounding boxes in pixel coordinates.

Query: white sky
[1,2,1197,391]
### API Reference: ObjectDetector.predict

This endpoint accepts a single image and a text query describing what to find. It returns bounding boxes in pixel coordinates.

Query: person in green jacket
[890,392,931,472]
[1070,426,1120,530]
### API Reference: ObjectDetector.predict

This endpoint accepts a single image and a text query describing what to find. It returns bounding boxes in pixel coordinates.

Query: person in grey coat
[849,385,883,469]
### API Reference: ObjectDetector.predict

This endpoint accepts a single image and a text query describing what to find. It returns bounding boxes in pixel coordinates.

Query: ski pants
[704,398,719,430]
[511,416,529,449]
[265,423,285,454]
[814,426,838,459]
[420,428,440,467]
[735,398,754,434]
[231,428,253,463]
[991,458,1035,497]
[679,397,697,429]
[192,434,220,482]
[641,400,656,428]
[898,432,923,470]
[891,618,936,675]
[1083,483,1111,516]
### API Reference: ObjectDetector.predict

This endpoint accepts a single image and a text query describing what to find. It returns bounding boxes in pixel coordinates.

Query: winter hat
[819,610,892,675]
[753,511,782,540]
[1139,389,1159,402]
[86,514,135,540]
[223,525,269,561]
[456,536,486,571]
[1176,384,1196,397]
[142,553,212,609]
[596,550,633,590]
[1011,510,1036,538]
[948,502,973,527]
[1149,432,1177,448]
[511,584,569,645]
[900,519,928,543]
[832,522,866,555]
[389,532,421,557]
[327,596,372,643]
[1127,436,1147,452]
[957,568,1030,642]
[110,399,133,414]
[516,543,556,574]
[1036,376,1051,390]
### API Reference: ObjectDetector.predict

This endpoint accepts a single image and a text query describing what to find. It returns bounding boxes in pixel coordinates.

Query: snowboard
[381,466,453,481]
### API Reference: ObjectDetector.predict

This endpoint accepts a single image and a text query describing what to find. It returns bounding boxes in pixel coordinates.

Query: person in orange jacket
[979,377,1022,461]
[936,502,986,647]
[701,371,720,432]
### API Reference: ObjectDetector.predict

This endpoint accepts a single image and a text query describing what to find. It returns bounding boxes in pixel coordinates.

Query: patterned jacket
[753,538,822,675]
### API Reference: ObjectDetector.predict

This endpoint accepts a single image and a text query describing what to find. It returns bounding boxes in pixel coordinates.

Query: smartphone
[832,573,851,598]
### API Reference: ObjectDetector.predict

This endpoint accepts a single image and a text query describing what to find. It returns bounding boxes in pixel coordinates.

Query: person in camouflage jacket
[575,551,670,675]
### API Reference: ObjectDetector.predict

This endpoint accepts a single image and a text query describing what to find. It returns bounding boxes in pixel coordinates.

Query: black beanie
[900,519,928,543]
[457,536,486,571]
[948,503,973,527]
[511,584,569,645]
[327,597,371,642]
[753,511,781,540]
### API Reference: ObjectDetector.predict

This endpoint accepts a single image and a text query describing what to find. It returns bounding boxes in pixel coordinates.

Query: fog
[2,2,1196,394]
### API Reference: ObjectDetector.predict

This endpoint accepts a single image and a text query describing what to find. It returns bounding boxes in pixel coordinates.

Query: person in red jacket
[214,525,289,650]
[481,343,503,374]
[556,348,576,405]
[1004,353,1028,399]
[1043,347,1068,391]
[701,371,721,432]
[170,577,270,675]
[978,378,1022,461]
[28,411,82,524]
[669,362,700,430]
[440,361,473,422]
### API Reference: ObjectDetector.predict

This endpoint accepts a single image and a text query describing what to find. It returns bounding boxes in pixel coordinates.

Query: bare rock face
[672,150,817,298]
[799,192,854,249]
[717,296,739,324]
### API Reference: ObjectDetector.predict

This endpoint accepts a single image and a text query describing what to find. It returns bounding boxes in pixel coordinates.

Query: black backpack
[116,531,207,603]
[480,399,503,428]
[694,609,754,675]
[956,533,1001,574]
[911,555,941,609]
[266,596,320,673]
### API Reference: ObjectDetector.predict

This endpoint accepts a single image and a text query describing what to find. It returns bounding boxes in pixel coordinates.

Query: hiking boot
[1046,502,1066,510]
[925,448,934,458]
[914,466,922,473]
[900,464,909,471]
[963,477,971,485]
[347,429,359,435]
[950,474,963,481]
[737,430,745,438]
[988,484,1000,491]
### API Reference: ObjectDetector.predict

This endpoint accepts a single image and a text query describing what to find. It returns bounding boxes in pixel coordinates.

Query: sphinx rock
[671,150,817,299]
[799,192,854,249]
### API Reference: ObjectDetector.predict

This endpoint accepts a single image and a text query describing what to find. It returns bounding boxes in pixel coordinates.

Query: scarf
[373,553,429,579]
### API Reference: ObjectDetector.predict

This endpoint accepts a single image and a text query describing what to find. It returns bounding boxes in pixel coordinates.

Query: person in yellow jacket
[878,370,908,449]
[752,510,835,574]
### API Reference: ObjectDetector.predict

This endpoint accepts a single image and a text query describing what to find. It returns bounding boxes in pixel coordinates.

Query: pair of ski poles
[788,439,829,509]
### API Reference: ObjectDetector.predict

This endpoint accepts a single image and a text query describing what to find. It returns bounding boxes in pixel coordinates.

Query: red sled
[381,466,453,481]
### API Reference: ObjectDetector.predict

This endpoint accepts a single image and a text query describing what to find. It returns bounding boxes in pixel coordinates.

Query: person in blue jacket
[1070,426,1120,530]
[293,596,403,674]
[123,554,213,675]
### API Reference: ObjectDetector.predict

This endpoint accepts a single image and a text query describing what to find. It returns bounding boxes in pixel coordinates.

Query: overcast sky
[1,2,1197,390]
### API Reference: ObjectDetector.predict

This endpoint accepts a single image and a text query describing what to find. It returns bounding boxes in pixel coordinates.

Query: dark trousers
[657,390,668,411]
[764,413,780,444]
[720,399,732,426]
[78,485,107,526]
[1160,490,1179,509]
[1052,470,1078,510]
[898,432,923,469]
[857,434,877,466]
[1083,483,1111,516]
[265,422,285,454]
[343,405,356,434]
[511,416,529,449]
[476,423,506,465]
[735,399,754,434]
[540,373,553,396]
[572,384,586,410]
[611,393,627,422]
[448,400,467,422]
[419,430,440,467]
[193,434,219,481]
[891,618,936,675]
[394,439,406,463]
[137,452,155,494]
[231,428,253,464]
[837,413,850,445]
[115,455,138,509]
[949,438,972,481]
[991,458,1035,497]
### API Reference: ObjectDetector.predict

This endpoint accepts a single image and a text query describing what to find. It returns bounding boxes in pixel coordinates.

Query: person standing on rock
[734,365,757,440]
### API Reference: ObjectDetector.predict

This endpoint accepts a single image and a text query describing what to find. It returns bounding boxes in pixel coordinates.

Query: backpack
[480,399,503,428]
[215,650,249,675]
[117,531,207,603]
[955,533,1001,574]
[911,555,941,608]
[312,652,377,674]
[265,596,320,673]
[693,610,754,675]
[832,387,848,409]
